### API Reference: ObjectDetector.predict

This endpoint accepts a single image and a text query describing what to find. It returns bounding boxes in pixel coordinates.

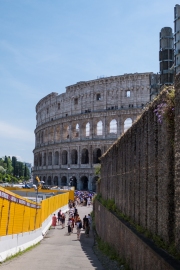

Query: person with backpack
[76,217,82,240]
[61,213,65,229]
[57,209,62,225]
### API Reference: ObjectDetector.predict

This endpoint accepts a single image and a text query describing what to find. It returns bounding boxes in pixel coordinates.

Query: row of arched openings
[37,118,132,143]
[35,148,102,166]
[40,175,97,191]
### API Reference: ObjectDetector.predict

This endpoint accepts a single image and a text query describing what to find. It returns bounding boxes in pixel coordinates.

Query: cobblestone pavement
[0,205,105,270]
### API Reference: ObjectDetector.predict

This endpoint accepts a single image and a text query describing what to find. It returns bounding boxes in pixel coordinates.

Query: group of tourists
[51,192,93,240]
[74,190,95,207]
[67,204,92,240]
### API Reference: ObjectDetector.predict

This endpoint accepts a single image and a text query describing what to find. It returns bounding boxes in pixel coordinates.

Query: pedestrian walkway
[0,205,104,270]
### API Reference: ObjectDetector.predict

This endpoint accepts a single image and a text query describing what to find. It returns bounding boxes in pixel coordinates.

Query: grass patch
[95,194,180,261]
[95,234,130,270]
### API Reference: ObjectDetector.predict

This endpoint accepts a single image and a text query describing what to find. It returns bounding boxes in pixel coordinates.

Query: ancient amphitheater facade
[33,73,152,191]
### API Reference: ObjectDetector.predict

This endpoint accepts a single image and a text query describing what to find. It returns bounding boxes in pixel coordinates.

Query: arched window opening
[62,150,68,165]
[81,149,89,164]
[54,151,59,165]
[43,153,46,166]
[127,90,131,97]
[49,127,54,142]
[48,152,52,165]
[66,126,70,139]
[71,149,78,164]
[54,176,58,186]
[97,121,103,135]
[43,176,46,184]
[110,119,117,134]
[80,176,88,190]
[47,176,51,185]
[93,148,101,164]
[97,93,101,100]
[124,118,132,132]
[61,176,67,186]
[39,153,42,166]
[75,124,79,137]
[55,126,61,141]
[86,123,90,137]
[34,154,38,166]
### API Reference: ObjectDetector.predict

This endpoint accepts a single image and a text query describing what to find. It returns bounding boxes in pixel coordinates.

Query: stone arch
[69,176,77,189]
[109,119,117,134]
[93,148,101,164]
[81,148,89,164]
[43,176,46,184]
[92,176,98,192]
[80,176,88,190]
[61,176,67,186]
[48,152,52,165]
[63,124,70,139]
[72,122,80,138]
[97,121,103,135]
[62,150,68,165]
[71,149,78,164]
[54,151,59,165]
[86,122,90,136]
[124,118,132,132]
[47,176,52,185]
[55,125,61,141]
[43,152,46,166]
[49,127,54,142]
[54,176,58,186]
[39,153,42,166]
[34,154,38,166]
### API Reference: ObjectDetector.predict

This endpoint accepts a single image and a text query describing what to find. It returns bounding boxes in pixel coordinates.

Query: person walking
[52,214,57,229]
[76,217,82,240]
[67,218,72,235]
[57,210,62,225]
[61,213,65,229]
[85,218,90,237]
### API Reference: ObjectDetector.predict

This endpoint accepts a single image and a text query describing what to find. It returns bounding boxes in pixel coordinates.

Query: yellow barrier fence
[0,187,72,237]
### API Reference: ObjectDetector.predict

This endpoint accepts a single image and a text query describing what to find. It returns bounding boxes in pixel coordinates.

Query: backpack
[78,222,82,229]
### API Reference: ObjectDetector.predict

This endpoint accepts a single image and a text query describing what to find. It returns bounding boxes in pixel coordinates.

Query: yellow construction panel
[7,202,16,235]
[13,204,24,234]
[22,206,31,232]
[0,199,10,236]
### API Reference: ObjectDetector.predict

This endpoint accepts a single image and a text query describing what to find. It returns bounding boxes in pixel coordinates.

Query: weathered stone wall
[100,86,175,244]
[95,200,180,270]
[175,73,180,250]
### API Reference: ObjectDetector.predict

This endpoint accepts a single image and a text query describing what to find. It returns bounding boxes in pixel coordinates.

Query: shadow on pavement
[79,229,104,270]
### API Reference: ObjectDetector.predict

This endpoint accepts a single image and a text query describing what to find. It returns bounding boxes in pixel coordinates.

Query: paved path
[0,205,104,270]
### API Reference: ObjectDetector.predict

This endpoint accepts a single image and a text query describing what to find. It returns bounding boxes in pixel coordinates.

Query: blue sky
[0,0,177,164]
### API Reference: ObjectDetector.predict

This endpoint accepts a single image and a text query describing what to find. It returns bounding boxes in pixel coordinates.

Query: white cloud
[0,121,34,143]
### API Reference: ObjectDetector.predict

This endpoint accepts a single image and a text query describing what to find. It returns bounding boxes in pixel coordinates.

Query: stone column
[103,116,106,139]
[89,144,92,168]
[175,74,180,251]
[78,145,80,167]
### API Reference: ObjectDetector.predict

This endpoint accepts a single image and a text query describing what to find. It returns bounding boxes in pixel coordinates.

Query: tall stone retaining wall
[99,86,175,245]
[94,200,180,270]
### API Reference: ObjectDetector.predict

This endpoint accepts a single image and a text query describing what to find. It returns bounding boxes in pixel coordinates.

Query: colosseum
[33,72,153,191]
